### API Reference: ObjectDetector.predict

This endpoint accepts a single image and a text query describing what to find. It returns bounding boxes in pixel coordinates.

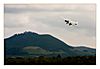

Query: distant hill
[4,31,96,57]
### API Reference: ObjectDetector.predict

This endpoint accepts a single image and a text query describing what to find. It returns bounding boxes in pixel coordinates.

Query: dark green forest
[5,55,96,65]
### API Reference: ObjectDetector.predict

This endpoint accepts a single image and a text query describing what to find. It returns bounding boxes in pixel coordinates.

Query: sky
[4,4,96,48]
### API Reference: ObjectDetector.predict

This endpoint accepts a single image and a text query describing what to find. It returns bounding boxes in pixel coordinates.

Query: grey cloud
[4,7,74,13]
[4,4,95,13]
[4,13,29,28]
[26,10,96,37]
[4,17,24,28]
[4,4,96,48]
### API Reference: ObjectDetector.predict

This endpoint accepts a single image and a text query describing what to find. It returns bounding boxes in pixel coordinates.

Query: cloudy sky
[4,4,96,48]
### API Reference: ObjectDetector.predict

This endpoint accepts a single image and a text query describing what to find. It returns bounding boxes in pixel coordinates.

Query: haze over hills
[5,31,96,57]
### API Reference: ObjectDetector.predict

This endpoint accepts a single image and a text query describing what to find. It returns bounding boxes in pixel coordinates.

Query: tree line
[5,55,96,65]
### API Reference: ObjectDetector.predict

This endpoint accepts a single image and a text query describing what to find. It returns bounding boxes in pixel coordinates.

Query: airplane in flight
[64,18,78,26]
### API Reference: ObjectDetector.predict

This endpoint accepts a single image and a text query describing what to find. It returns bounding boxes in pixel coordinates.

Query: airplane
[64,18,78,26]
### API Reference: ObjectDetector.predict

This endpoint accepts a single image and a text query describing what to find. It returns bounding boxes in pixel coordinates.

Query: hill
[5,31,96,57]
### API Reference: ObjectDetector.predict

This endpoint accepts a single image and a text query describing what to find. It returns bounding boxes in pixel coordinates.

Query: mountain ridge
[5,31,96,57]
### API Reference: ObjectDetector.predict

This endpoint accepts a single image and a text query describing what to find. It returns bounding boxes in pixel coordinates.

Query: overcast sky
[4,4,96,48]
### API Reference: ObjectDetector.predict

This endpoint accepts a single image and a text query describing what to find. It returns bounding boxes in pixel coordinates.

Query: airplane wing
[65,20,69,24]
[69,23,72,26]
